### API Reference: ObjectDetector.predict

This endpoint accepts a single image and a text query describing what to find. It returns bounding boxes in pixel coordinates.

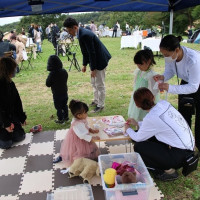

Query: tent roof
[0,0,200,18]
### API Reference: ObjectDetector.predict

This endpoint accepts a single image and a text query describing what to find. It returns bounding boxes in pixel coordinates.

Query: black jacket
[46,55,68,96]
[78,27,111,71]
[0,78,26,128]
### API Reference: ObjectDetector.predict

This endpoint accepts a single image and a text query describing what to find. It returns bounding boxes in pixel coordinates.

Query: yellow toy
[103,168,117,188]
[69,157,100,184]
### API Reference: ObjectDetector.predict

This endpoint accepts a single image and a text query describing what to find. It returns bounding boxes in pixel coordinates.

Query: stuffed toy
[121,171,137,183]
[69,157,100,184]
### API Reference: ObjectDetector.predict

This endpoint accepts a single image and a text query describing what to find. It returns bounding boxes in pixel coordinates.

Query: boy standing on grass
[46,55,69,124]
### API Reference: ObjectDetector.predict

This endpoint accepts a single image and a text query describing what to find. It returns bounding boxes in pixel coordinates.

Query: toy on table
[103,168,117,188]
[69,157,100,184]
[102,115,125,128]
[104,128,123,137]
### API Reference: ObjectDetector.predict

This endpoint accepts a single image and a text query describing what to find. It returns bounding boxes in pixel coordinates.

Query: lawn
[15,37,200,200]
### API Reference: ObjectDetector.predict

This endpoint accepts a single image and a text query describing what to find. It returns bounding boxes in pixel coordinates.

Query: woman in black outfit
[0,57,26,149]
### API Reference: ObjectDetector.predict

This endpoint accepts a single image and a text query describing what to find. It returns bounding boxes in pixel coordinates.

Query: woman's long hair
[0,57,17,82]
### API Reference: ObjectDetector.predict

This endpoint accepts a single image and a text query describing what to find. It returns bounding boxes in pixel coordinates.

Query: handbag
[179,97,195,115]
[175,63,195,115]
[182,151,199,176]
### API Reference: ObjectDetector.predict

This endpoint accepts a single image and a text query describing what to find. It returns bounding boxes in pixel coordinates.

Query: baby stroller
[187,29,200,43]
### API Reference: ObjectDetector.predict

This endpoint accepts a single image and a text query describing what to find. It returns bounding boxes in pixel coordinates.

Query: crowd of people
[0,17,199,184]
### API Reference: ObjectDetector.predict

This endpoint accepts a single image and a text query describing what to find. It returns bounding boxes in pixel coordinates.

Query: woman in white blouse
[153,35,200,152]
[125,87,195,181]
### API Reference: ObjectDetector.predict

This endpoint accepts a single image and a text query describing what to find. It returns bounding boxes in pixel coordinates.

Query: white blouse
[126,100,194,150]
[72,118,92,142]
[163,46,200,94]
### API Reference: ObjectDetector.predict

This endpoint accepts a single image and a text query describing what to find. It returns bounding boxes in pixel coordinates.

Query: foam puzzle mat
[0,129,164,200]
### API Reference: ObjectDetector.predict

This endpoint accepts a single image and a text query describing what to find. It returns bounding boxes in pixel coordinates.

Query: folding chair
[20,50,28,70]
[25,46,33,69]
[36,50,42,59]
[70,38,79,52]
[69,52,81,72]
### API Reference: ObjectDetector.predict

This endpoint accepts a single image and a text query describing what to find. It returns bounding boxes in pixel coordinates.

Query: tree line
[0,6,200,35]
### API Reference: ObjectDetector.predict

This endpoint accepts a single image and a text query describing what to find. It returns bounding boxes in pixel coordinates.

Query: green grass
[15,38,200,200]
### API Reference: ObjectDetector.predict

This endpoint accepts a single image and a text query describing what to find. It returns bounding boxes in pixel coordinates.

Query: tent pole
[169,9,173,34]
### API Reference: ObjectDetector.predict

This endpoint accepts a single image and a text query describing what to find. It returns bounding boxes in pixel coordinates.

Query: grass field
[15,38,200,200]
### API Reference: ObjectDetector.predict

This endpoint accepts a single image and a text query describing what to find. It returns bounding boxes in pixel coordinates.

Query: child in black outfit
[46,55,69,124]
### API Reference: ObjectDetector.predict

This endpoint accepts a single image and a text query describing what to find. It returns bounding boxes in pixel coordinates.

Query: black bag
[180,97,195,115]
[182,151,199,176]
[113,24,118,31]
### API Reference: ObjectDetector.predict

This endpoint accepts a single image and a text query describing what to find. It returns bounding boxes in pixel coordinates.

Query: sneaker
[55,119,65,124]
[92,106,104,113]
[154,170,179,181]
[53,156,62,163]
[89,101,97,107]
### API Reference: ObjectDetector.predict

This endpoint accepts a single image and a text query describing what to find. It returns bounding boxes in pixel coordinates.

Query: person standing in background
[90,21,97,34]
[112,22,118,38]
[63,17,111,113]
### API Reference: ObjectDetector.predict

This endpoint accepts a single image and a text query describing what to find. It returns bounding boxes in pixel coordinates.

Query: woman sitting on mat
[0,57,26,149]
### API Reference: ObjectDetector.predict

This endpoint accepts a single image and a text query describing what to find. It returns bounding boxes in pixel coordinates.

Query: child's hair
[134,87,155,110]
[134,49,156,67]
[69,99,89,117]
[47,55,63,71]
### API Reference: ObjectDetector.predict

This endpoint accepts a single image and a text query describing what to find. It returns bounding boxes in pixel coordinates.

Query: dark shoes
[55,119,65,124]
[64,117,69,122]
[92,106,104,113]
[154,170,179,181]
[89,101,97,107]
[53,156,62,163]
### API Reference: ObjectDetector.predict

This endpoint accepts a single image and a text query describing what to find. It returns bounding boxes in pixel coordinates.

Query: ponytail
[160,35,182,51]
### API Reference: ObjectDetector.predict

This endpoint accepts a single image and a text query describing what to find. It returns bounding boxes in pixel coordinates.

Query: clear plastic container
[98,153,153,200]
[46,184,94,200]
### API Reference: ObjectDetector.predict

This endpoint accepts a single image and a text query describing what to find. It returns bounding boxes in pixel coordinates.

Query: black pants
[53,94,68,121]
[134,137,191,171]
[0,123,26,149]
[112,30,117,37]
[52,37,57,49]
[178,80,200,151]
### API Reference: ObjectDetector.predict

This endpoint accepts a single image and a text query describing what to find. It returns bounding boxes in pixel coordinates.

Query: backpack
[113,24,118,31]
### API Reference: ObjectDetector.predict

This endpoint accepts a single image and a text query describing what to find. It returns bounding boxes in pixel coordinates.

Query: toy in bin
[30,124,42,133]
[103,168,117,188]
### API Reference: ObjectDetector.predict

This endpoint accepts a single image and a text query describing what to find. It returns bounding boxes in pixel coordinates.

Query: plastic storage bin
[98,153,153,200]
[46,184,94,200]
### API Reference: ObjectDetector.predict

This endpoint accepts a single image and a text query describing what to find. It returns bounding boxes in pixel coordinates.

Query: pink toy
[112,162,121,170]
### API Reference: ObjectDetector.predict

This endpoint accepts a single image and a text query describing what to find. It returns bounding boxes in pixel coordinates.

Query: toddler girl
[128,49,159,121]
[54,99,100,165]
